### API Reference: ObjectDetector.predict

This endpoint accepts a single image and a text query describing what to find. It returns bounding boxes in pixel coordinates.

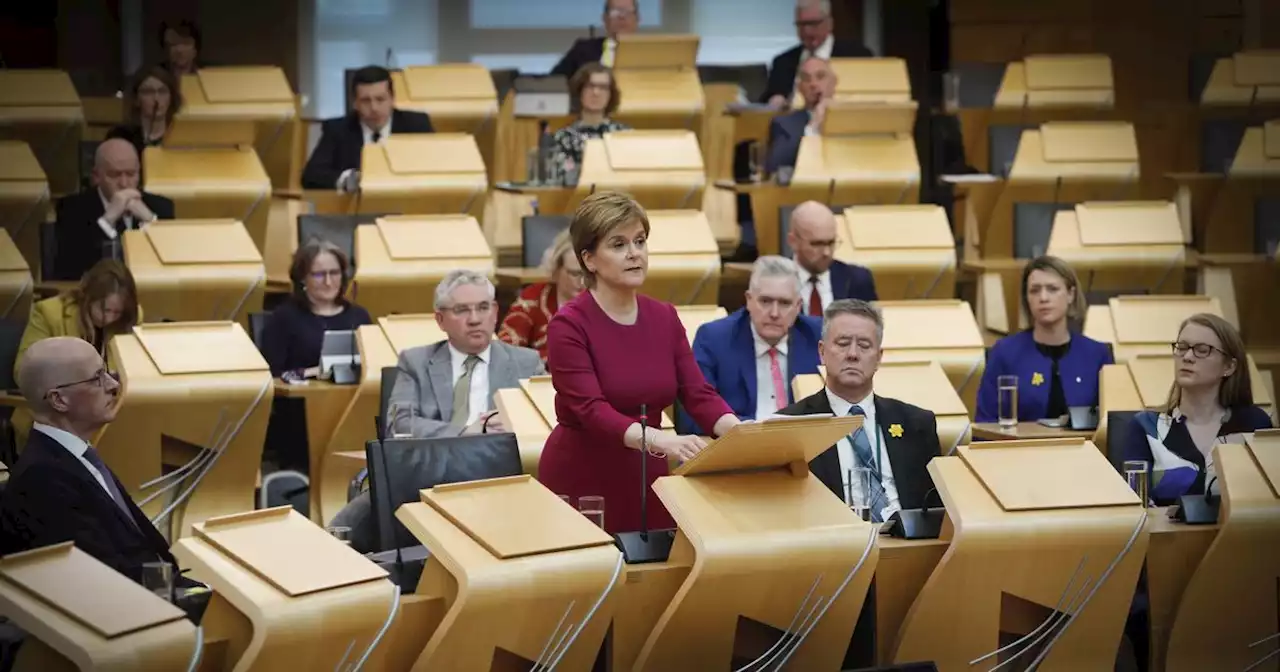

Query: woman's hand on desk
[649,433,707,461]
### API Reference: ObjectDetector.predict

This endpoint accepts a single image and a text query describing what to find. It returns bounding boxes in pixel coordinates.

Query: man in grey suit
[386,269,545,438]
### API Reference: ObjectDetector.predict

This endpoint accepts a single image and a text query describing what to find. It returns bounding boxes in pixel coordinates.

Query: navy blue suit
[766,109,810,176]
[682,309,824,433]
[975,330,1113,423]
[827,260,879,303]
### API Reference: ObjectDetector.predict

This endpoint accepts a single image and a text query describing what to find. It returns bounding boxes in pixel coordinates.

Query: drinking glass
[747,141,763,183]
[557,494,571,506]
[1124,460,1150,506]
[387,403,413,439]
[326,525,353,546]
[844,467,873,522]
[776,165,795,187]
[141,561,175,602]
[578,495,605,528]
[997,375,1019,427]
[526,148,542,184]
[943,71,962,112]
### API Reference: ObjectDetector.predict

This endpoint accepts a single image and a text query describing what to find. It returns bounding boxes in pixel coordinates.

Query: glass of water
[578,495,605,528]
[141,561,174,602]
[943,71,962,112]
[844,467,873,522]
[997,375,1019,427]
[1124,460,1150,506]
[387,403,413,439]
[326,525,353,546]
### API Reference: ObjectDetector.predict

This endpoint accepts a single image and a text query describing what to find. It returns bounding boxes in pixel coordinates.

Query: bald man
[766,56,838,176]
[52,138,174,281]
[786,201,877,314]
[760,0,872,106]
[0,338,178,583]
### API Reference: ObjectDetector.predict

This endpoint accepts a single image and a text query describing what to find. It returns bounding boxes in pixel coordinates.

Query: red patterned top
[498,282,559,361]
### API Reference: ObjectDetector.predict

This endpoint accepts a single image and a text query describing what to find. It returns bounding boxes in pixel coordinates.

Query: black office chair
[1012,202,1074,258]
[0,319,27,468]
[490,68,519,104]
[521,214,572,268]
[39,221,60,282]
[247,311,270,350]
[946,62,1008,110]
[1106,410,1139,474]
[696,64,770,103]
[295,213,392,268]
[988,123,1038,178]
[378,366,399,436]
[78,140,101,191]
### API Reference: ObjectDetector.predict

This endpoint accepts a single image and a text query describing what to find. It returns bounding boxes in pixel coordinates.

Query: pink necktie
[769,347,787,410]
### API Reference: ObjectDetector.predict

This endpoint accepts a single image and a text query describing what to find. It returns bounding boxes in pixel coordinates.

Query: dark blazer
[0,429,176,582]
[685,309,823,432]
[829,260,879,302]
[766,109,810,176]
[551,37,606,78]
[779,389,940,509]
[52,188,175,281]
[300,109,434,189]
[975,330,1113,423]
[761,39,874,103]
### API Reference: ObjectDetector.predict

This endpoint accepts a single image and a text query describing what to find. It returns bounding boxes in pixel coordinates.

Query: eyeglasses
[309,269,342,282]
[583,82,612,92]
[48,369,118,395]
[443,301,494,318]
[1171,341,1226,359]
[607,9,637,18]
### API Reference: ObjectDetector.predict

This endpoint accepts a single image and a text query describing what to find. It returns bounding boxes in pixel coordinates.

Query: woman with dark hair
[106,65,183,155]
[259,240,372,378]
[975,255,1113,423]
[159,19,203,77]
[17,259,141,375]
[548,62,631,180]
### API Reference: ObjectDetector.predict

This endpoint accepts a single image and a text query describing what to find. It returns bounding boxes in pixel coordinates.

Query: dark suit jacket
[52,188,175,281]
[778,389,939,509]
[766,109,810,176]
[761,39,874,103]
[0,429,176,583]
[551,37,606,78]
[829,260,878,302]
[300,109,434,189]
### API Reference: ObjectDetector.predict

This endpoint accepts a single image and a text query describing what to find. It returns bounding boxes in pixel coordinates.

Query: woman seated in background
[1122,313,1272,505]
[106,65,182,156]
[260,240,372,379]
[549,62,631,181]
[976,256,1113,423]
[17,259,141,376]
[498,229,583,361]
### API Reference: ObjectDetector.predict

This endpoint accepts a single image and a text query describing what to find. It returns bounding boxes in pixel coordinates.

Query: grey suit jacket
[386,339,545,438]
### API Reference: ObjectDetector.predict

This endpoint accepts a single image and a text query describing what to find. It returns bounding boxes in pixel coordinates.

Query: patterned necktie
[768,347,787,411]
[808,276,823,317]
[81,446,139,530]
[847,405,887,522]
[449,355,482,429]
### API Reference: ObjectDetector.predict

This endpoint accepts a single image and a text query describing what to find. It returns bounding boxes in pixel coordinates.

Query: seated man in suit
[301,65,434,192]
[761,0,872,107]
[789,201,877,313]
[765,56,836,176]
[686,256,821,432]
[0,338,179,583]
[386,269,545,439]
[551,0,639,77]
[778,299,940,521]
[52,138,174,281]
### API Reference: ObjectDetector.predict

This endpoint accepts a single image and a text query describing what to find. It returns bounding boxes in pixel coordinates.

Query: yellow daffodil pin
[888,423,904,438]
[1031,372,1045,386]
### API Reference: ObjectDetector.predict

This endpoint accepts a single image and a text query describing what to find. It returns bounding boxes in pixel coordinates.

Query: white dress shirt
[797,265,834,313]
[32,422,112,496]
[336,118,392,192]
[96,189,151,240]
[751,325,789,420]
[823,388,901,521]
[448,342,491,427]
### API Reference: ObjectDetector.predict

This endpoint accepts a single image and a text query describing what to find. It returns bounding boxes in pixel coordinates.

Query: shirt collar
[363,118,392,140]
[750,323,788,358]
[33,422,91,459]
[806,34,835,60]
[795,264,828,285]
[824,387,875,420]
[447,342,491,367]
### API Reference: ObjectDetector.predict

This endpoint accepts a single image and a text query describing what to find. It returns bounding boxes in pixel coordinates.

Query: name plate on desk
[1024,54,1113,91]
[846,205,952,250]
[878,300,985,350]
[144,219,263,264]
[401,64,497,104]
[613,34,699,70]
[375,215,490,261]
[957,439,1141,510]
[134,322,267,375]
[1233,51,1280,87]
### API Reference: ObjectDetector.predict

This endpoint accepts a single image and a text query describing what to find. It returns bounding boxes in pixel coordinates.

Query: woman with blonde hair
[498,229,584,362]
[1122,313,1272,504]
[17,259,141,376]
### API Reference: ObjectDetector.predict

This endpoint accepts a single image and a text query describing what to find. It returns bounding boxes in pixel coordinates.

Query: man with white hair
[683,256,823,432]
[385,269,545,438]
[760,0,873,108]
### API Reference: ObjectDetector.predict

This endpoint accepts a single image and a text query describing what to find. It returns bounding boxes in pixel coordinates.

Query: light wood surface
[1199,52,1280,105]
[143,146,272,254]
[837,205,956,300]
[1083,294,1224,363]
[791,132,921,211]
[0,141,50,279]
[1047,201,1188,297]
[0,228,33,322]
[575,131,706,212]
[353,215,494,319]
[0,70,84,196]
[643,209,721,305]
[391,66,500,184]
[877,300,987,413]
[612,35,704,135]
[358,134,488,218]
[179,67,300,191]
[971,422,1097,441]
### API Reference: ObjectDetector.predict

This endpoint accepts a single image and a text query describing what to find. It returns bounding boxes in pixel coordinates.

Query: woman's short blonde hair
[540,228,575,278]
[570,191,650,288]
[1020,255,1086,323]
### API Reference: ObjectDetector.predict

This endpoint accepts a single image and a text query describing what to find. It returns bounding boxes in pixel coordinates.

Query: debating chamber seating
[0,1,1277,670]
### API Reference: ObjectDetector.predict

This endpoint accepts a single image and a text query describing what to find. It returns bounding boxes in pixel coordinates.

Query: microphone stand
[612,404,676,564]
[886,487,945,540]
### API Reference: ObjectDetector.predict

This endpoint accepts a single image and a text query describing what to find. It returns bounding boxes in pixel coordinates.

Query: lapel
[487,342,509,403]
[784,319,817,404]
[731,312,758,412]
[829,261,849,300]
[426,343,455,422]
[343,114,365,173]
[32,432,145,536]
[1016,333,1052,414]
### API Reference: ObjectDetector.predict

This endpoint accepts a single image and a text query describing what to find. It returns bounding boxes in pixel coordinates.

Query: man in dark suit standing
[778,299,939,520]
[51,138,174,281]
[301,65,434,192]
[0,337,178,583]
[550,0,639,77]
[761,0,873,107]
[787,201,877,312]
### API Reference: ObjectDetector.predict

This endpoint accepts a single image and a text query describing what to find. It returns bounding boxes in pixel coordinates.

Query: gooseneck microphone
[612,403,675,564]
[639,404,649,542]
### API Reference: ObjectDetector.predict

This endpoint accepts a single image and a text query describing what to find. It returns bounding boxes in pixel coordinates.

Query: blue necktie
[847,405,887,522]
[82,446,139,530]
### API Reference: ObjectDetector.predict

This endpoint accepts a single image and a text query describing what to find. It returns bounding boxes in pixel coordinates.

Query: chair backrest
[296,213,391,268]
[379,365,399,439]
[987,123,1037,177]
[1012,202,1073,259]
[247,311,269,349]
[1254,197,1280,255]
[1200,118,1248,174]
[490,68,519,103]
[258,470,310,517]
[0,319,26,393]
[365,433,523,551]
[948,62,1008,110]
[78,140,101,191]
[39,221,59,281]
[1106,410,1139,474]
[696,64,770,103]
[521,214,571,268]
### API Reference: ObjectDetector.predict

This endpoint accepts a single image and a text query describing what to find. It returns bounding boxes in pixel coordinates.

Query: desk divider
[1245,429,1280,498]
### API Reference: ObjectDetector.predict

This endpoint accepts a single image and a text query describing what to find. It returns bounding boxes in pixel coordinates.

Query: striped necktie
[847,405,887,522]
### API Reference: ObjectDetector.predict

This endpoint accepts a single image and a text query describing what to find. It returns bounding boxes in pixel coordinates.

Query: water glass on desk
[327,525,353,546]
[578,496,605,528]
[386,403,413,439]
[844,467,873,522]
[1124,460,1150,506]
[141,561,175,602]
[997,375,1019,428]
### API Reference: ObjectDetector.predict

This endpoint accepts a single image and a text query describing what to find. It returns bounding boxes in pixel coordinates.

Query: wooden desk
[0,142,50,279]
[264,196,313,292]
[0,69,84,196]
[0,228,33,322]
[179,67,300,191]
[143,146,272,254]
[353,215,495,319]
[971,421,1097,441]
[391,66,500,185]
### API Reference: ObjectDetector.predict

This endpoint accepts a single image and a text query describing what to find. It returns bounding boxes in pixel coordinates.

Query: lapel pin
[1031,372,1045,386]
[888,423,904,438]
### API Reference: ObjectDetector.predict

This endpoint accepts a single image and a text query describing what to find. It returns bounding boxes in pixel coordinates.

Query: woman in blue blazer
[976,256,1113,423]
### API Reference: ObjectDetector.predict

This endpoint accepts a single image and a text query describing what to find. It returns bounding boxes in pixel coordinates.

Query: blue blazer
[682,309,824,433]
[976,330,1114,423]
[829,260,878,302]
[766,109,809,176]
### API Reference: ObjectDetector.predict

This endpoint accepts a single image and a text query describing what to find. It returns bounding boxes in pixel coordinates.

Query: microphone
[612,404,676,563]
[1175,474,1221,525]
[885,487,946,540]
[384,47,397,69]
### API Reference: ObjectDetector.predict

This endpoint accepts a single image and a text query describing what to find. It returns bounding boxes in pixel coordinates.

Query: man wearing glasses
[384,270,545,438]
[0,338,178,583]
[551,0,640,77]
[786,201,878,315]
[761,0,874,108]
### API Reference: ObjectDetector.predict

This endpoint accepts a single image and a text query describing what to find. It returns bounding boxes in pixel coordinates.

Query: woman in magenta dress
[540,192,740,534]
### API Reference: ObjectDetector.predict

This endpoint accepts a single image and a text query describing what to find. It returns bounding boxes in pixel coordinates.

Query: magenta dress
[539,291,733,534]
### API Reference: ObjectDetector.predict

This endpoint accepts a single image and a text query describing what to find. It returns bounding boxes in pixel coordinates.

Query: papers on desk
[941,173,999,184]
[757,412,835,423]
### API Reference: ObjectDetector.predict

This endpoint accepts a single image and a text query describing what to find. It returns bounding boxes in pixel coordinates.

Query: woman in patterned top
[551,62,631,179]
[498,229,584,361]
